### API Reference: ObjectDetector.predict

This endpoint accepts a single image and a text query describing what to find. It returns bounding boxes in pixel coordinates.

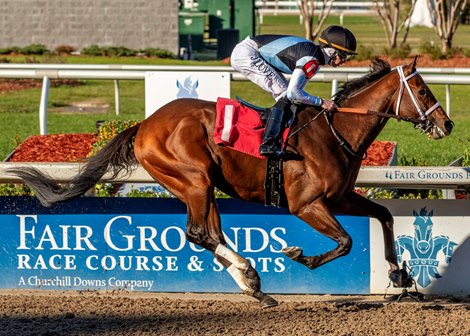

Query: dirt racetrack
[0,290,468,336]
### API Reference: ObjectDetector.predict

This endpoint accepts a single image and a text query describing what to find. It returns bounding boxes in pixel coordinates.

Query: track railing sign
[0,197,468,295]
[144,71,230,118]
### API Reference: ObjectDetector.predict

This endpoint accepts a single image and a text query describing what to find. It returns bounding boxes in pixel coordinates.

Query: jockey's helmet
[319,25,357,56]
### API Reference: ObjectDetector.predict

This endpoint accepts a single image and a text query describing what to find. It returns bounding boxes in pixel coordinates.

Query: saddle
[237,97,285,207]
[214,97,294,207]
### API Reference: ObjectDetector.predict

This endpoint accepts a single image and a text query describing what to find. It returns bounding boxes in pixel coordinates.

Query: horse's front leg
[330,191,413,288]
[185,193,278,308]
[283,199,353,270]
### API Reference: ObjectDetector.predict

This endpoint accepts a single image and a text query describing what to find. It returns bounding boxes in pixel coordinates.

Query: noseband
[394,66,440,121]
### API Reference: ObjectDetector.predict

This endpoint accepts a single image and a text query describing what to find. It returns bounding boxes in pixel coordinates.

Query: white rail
[255,1,381,14]
[0,163,468,191]
[254,0,382,24]
[1,64,469,134]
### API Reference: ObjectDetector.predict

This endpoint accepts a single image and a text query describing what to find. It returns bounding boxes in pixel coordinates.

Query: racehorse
[7,57,453,307]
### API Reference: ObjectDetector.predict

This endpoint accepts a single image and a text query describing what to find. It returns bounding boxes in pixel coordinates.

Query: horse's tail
[7,123,141,207]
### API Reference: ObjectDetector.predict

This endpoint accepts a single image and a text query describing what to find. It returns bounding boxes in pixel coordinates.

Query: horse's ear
[406,55,419,74]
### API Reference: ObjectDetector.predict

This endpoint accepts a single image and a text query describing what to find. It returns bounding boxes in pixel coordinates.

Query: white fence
[1,64,470,135]
[255,0,381,14]
[0,163,468,197]
[0,64,469,197]
[255,1,383,24]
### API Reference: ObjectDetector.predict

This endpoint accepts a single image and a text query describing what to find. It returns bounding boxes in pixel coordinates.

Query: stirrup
[260,146,283,159]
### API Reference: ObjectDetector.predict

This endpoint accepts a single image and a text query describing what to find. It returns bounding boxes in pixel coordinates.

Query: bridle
[335,65,441,124]
[326,65,443,129]
[394,66,440,121]
[289,65,444,159]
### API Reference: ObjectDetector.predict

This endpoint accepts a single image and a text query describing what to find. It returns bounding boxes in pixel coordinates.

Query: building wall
[0,0,179,54]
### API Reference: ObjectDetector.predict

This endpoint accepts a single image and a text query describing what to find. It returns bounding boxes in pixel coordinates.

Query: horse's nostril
[444,120,454,133]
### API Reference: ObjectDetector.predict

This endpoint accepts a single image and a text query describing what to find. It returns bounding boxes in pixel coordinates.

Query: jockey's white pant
[230,37,288,100]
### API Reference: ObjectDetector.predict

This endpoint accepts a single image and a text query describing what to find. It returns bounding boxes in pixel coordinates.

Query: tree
[429,0,468,53]
[298,0,333,41]
[374,0,417,49]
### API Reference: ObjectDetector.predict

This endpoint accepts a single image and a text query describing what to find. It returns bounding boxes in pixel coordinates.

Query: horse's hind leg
[135,117,276,307]
[185,185,278,308]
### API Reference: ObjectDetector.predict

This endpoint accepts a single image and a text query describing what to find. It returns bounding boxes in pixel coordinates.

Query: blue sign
[0,197,370,294]
[395,207,458,287]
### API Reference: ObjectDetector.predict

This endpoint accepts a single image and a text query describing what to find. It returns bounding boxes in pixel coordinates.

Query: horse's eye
[418,89,426,96]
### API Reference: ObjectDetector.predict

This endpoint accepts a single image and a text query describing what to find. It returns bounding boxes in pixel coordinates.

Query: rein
[286,108,368,160]
[334,107,422,124]
[324,112,368,160]
[287,65,441,160]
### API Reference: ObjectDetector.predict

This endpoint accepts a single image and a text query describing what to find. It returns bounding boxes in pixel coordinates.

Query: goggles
[333,50,353,62]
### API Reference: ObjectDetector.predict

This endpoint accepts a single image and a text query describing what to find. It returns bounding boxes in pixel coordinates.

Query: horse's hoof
[389,269,413,288]
[282,246,302,260]
[249,290,279,308]
[259,294,278,309]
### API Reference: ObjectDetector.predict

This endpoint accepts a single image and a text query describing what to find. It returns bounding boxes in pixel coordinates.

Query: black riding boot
[259,98,289,157]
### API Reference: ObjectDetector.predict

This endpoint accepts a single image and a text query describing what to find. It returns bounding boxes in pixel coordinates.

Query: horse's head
[393,56,454,139]
[412,207,434,253]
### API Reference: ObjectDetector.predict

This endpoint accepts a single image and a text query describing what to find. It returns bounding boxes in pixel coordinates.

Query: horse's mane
[334,58,392,104]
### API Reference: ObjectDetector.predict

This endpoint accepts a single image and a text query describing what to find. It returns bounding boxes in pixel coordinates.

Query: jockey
[230,25,357,157]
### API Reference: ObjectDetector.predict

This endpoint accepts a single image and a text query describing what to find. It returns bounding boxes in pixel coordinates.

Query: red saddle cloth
[214,98,288,159]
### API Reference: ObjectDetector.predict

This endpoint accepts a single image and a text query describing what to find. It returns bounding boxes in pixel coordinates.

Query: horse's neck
[333,74,397,154]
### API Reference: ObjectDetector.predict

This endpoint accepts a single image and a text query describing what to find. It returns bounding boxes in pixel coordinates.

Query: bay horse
[8,57,453,307]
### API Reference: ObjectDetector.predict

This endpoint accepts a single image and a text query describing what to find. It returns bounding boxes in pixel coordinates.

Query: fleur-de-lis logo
[395,207,458,287]
[176,77,199,99]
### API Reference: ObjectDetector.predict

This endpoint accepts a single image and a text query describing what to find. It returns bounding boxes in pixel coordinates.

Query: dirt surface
[0,290,468,336]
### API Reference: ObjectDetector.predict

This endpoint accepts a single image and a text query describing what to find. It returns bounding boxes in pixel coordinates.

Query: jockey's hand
[321,99,338,111]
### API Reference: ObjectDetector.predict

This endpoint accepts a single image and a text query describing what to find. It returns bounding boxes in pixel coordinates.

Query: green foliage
[418,41,460,60]
[359,187,442,199]
[94,183,117,197]
[105,46,138,57]
[80,45,104,56]
[0,46,20,55]
[215,189,231,198]
[81,45,175,58]
[0,44,51,56]
[399,156,429,166]
[382,44,411,59]
[89,120,140,156]
[353,45,377,62]
[81,45,138,57]
[19,44,50,55]
[142,48,176,59]
[0,184,32,196]
[125,189,173,198]
[461,139,470,166]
